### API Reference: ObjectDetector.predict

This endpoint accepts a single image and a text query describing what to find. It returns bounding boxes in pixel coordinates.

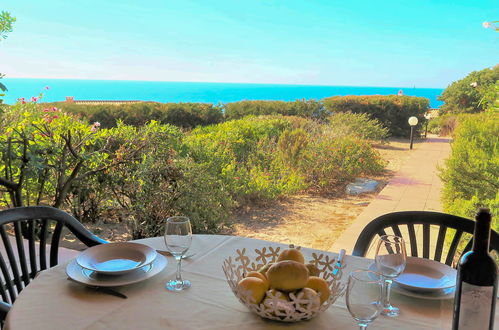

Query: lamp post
[408,116,418,150]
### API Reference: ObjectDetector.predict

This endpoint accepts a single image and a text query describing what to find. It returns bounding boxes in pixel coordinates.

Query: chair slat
[445,230,463,266]
[423,224,430,259]
[0,243,15,304]
[391,225,402,238]
[39,219,48,270]
[13,222,30,287]
[0,227,24,294]
[434,226,447,262]
[28,220,37,278]
[407,224,418,257]
[0,253,12,302]
[50,222,64,267]
[0,272,9,304]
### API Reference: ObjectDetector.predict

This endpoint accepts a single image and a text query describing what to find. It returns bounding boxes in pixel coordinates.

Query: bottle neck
[472,216,491,253]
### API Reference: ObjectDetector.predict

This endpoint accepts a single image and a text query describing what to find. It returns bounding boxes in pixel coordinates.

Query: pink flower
[483,21,491,28]
[90,122,101,132]
[234,177,240,180]
[31,96,39,102]
[18,97,26,104]
[52,115,59,119]
[52,107,58,112]
[43,108,50,112]
[44,86,50,90]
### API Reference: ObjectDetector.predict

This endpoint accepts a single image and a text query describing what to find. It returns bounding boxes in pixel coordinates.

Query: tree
[0,11,16,102]
[0,11,15,40]
[438,65,499,114]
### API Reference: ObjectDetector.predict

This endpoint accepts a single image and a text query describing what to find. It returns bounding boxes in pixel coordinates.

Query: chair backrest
[0,206,106,304]
[352,211,499,267]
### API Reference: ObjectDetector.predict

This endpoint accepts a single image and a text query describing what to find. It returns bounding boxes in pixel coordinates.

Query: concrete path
[331,135,452,255]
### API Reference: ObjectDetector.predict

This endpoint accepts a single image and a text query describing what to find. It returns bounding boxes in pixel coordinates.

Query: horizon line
[3,77,446,90]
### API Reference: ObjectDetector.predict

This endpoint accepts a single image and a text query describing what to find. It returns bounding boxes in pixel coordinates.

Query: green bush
[325,112,388,141]
[440,112,499,231]
[439,65,499,114]
[43,102,224,129]
[300,134,386,191]
[224,99,325,121]
[0,99,113,208]
[184,116,305,204]
[322,95,428,137]
[103,122,234,238]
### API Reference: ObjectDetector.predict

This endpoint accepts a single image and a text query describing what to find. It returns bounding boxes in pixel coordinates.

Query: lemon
[237,277,267,305]
[267,260,309,292]
[305,276,330,304]
[277,248,305,264]
[246,271,269,290]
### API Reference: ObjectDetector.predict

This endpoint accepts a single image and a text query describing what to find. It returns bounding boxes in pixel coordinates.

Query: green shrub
[42,102,224,129]
[184,116,305,203]
[322,95,429,137]
[439,65,499,114]
[300,135,386,191]
[325,112,388,141]
[0,99,113,208]
[224,99,325,121]
[440,112,499,230]
[105,122,234,238]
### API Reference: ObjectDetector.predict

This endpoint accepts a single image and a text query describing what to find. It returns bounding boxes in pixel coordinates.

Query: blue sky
[1,0,498,88]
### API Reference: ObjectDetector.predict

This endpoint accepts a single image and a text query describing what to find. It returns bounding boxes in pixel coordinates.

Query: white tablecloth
[5,235,497,329]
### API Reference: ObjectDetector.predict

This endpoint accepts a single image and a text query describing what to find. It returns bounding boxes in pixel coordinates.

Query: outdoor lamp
[408,116,418,150]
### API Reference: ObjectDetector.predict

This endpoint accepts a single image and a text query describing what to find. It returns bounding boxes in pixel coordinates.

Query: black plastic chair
[0,206,107,324]
[352,211,499,267]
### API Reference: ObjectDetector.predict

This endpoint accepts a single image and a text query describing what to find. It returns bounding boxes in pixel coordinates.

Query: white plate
[67,253,167,287]
[368,263,455,300]
[76,242,158,276]
[394,257,456,292]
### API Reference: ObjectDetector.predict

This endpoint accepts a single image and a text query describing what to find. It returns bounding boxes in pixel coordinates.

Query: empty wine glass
[164,216,192,291]
[346,269,383,330]
[374,235,406,317]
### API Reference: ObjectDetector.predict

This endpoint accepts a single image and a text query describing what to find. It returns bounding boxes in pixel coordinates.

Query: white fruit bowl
[222,245,346,322]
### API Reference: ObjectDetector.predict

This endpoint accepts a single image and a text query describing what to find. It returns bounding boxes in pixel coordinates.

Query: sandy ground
[227,137,420,250]
[64,137,420,251]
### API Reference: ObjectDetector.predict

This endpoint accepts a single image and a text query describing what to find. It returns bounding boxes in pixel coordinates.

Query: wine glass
[346,269,383,330]
[374,235,406,317]
[164,216,192,291]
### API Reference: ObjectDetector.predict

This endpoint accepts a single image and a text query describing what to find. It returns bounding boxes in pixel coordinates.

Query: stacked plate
[67,242,167,287]
[370,257,457,300]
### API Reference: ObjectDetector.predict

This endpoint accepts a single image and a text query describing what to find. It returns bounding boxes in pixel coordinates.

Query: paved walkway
[331,135,452,255]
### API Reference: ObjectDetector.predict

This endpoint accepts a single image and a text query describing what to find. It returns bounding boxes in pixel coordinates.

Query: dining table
[4,234,498,329]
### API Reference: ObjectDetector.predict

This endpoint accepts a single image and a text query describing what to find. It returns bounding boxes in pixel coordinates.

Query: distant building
[65,96,142,105]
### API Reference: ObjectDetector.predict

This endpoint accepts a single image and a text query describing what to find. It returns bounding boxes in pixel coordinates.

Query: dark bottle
[452,208,497,330]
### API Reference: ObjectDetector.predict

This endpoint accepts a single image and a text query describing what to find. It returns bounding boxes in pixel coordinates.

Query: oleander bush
[322,95,429,137]
[440,112,499,231]
[438,65,499,114]
[43,102,224,129]
[224,99,326,121]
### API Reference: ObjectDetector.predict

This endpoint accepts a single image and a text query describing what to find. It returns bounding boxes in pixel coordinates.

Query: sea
[1,78,444,108]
